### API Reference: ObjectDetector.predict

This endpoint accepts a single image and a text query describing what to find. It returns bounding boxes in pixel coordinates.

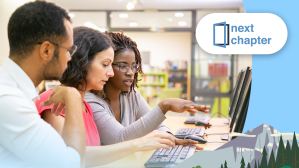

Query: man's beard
[43,48,64,80]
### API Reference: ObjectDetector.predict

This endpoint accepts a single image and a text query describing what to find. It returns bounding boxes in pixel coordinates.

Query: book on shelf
[140,75,164,84]
[208,63,228,77]
[143,86,162,96]
[147,96,160,106]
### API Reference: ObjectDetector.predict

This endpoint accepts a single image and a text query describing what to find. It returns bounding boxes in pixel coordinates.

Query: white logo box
[196,13,288,54]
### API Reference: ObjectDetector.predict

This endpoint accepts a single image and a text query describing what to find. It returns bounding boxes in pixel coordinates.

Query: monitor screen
[230,69,252,133]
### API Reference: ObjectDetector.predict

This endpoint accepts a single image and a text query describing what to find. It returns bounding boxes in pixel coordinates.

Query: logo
[213,22,229,48]
[196,13,288,54]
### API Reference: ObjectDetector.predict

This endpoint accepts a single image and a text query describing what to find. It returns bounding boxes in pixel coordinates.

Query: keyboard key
[170,146,178,155]
[149,160,159,163]
[158,149,167,157]
[153,148,163,156]
[195,128,201,134]
[180,156,186,159]
[160,160,170,163]
[170,158,176,163]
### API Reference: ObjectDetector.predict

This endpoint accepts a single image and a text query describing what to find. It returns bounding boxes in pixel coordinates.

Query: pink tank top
[35,89,101,146]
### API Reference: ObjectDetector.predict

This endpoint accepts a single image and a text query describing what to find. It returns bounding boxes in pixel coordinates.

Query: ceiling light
[84,22,105,32]
[165,18,173,22]
[178,21,187,26]
[68,13,75,18]
[175,13,184,17]
[129,22,138,27]
[127,2,134,10]
[119,13,128,18]
[109,14,113,17]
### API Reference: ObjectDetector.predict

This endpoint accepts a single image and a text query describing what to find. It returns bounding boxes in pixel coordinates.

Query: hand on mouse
[158,98,210,114]
[134,130,176,151]
[175,138,204,150]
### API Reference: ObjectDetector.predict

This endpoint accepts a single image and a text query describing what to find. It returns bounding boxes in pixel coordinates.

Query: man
[0,1,85,168]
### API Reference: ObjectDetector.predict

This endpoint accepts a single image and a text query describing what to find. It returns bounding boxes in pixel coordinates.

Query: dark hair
[8,1,70,59]
[95,31,143,100]
[59,27,114,91]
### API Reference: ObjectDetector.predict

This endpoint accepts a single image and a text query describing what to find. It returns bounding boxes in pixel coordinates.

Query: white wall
[237,55,252,72]
[123,32,191,68]
[0,0,35,65]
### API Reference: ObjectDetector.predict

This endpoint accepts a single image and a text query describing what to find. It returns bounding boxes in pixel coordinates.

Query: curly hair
[59,27,114,91]
[8,1,70,59]
[92,31,143,100]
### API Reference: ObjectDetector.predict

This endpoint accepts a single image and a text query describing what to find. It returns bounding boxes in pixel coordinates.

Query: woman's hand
[158,98,210,114]
[40,86,81,116]
[175,138,204,150]
[134,130,176,151]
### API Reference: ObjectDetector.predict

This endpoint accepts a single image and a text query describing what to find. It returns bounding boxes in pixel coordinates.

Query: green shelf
[149,104,157,108]
[138,71,168,108]
[138,83,165,86]
[140,73,166,76]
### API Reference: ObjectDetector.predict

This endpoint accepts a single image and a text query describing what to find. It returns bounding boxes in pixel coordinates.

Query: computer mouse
[186,135,207,144]
[195,121,212,126]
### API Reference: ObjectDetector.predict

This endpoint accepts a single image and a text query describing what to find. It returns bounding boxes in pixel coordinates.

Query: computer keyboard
[144,145,196,168]
[174,127,205,138]
[184,116,209,125]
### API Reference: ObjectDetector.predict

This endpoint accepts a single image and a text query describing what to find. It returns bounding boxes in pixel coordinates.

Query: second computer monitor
[229,67,250,128]
[228,70,243,117]
[230,69,252,133]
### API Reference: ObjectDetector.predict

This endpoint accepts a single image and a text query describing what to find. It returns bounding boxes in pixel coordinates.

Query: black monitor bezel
[229,67,250,129]
[236,81,251,133]
[228,70,243,117]
[230,68,252,133]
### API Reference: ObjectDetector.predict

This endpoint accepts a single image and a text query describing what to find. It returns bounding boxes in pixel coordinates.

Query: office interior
[0,0,252,119]
[0,0,254,167]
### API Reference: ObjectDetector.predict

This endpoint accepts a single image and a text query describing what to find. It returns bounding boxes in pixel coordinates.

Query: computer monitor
[228,70,244,117]
[236,82,251,133]
[230,69,252,134]
[221,67,250,140]
[229,67,250,127]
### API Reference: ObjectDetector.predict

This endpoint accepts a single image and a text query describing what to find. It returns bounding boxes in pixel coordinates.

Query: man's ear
[39,41,55,62]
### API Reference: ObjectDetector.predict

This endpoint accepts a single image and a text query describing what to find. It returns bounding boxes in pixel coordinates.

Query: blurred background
[0,0,252,118]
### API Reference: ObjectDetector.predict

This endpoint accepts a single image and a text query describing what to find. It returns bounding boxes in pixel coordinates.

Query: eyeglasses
[37,41,77,57]
[112,63,140,73]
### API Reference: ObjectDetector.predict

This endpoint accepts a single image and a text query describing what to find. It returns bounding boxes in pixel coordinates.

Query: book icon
[213,22,230,48]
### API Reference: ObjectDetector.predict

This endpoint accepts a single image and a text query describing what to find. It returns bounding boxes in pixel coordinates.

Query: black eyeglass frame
[37,41,77,57]
[112,63,140,73]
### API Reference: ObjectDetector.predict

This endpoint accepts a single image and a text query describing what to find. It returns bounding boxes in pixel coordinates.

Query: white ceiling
[110,11,192,28]
[48,0,244,11]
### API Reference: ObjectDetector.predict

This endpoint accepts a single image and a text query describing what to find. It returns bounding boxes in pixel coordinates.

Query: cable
[208,113,230,124]
[209,113,229,120]
[204,125,228,127]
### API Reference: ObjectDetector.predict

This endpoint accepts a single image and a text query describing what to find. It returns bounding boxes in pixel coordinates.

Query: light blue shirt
[0,58,80,168]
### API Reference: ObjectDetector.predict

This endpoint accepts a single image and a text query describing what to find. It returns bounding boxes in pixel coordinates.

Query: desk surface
[95,113,229,168]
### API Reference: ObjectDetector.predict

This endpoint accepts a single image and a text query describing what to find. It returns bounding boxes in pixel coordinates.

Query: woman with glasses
[35,27,178,167]
[84,31,210,146]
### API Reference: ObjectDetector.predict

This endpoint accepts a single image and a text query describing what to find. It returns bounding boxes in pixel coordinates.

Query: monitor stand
[223,117,231,124]
[221,134,229,140]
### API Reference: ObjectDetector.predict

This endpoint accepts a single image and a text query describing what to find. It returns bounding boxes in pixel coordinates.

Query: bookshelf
[190,46,235,117]
[168,69,188,99]
[137,72,168,108]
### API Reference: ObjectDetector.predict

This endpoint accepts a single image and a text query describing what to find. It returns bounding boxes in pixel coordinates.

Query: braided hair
[92,31,143,101]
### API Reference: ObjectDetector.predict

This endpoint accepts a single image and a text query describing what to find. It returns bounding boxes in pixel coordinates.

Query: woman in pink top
[36,90,100,146]
[35,27,177,167]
